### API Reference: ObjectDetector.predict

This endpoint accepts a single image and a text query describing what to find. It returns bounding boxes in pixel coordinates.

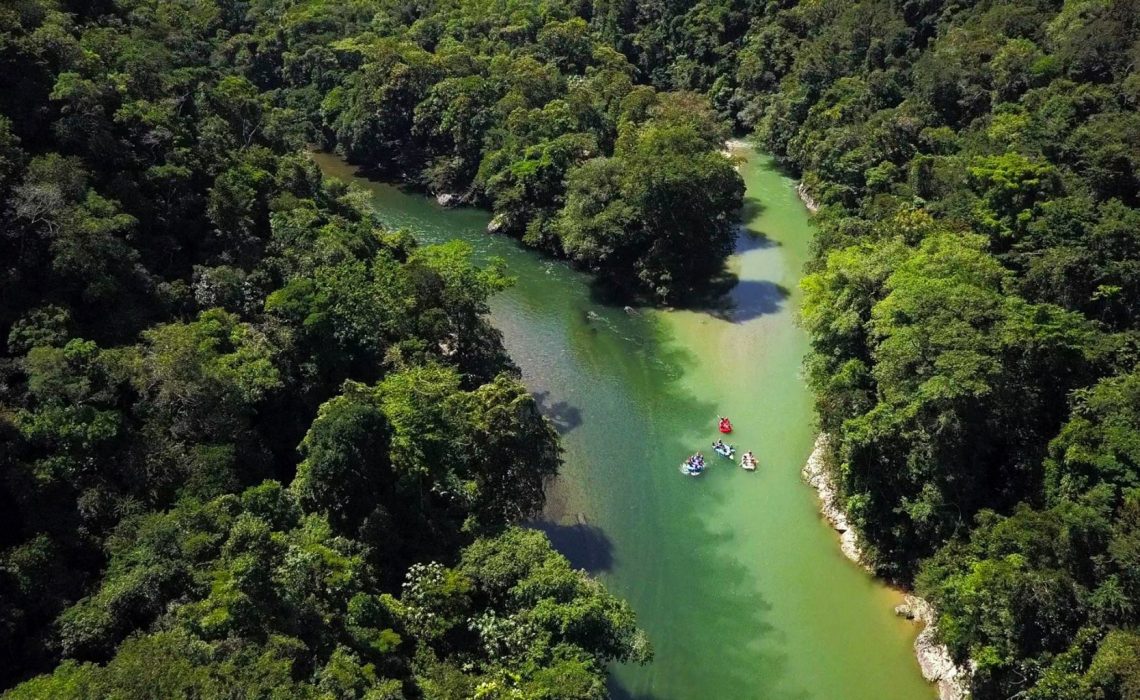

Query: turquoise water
[314,147,934,700]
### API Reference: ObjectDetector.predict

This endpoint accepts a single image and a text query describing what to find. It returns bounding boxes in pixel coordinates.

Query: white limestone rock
[804,434,972,700]
[796,182,820,213]
[896,595,971,700]
[801,434,866,568]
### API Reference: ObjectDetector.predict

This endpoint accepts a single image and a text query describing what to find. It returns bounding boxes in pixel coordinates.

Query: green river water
[314,145,934,700]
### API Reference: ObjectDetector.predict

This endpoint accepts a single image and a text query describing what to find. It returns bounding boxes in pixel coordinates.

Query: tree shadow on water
[601,222,786,323]
[596,513,794,699]
[532,390,583,435]
[740,195,768,225]
[531,520,614,574]
[734,227,778,255]
[715,279,790,322]
[690,223,789,322]
[690,274,789,324]
[598,320,793,697]
[606,678,658,700]
[579,222,782,318]
[523,275,799,699]
[652,504,790,698]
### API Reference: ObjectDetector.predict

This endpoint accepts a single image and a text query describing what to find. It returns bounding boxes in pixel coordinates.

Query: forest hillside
[2,1,1140,699]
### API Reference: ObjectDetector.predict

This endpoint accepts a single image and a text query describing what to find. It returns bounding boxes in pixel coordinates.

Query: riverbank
[783,138,969,699]
[316,147,935,700]
[801,435,971,700]
[795,182,821,213]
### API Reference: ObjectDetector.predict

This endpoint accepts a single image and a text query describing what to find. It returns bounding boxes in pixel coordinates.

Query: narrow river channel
[314,145,934,700]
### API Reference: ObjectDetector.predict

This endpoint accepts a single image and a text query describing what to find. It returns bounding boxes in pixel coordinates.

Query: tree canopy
[656,0,1140,696]
[0,2,650,697]
[3,0,1140,697]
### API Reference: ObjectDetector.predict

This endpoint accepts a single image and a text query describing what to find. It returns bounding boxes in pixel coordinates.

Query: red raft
[718,417,733,434]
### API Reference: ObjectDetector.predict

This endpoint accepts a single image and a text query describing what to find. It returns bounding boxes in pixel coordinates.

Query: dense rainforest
[3,0,1140,699]
[266,0,747,302]
[0,1,652,698]
[688,0,1139,698]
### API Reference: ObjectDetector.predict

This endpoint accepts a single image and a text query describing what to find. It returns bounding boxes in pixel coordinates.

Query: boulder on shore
[487,213,507,234]
[436,192,461,207]
[796,182,820,213]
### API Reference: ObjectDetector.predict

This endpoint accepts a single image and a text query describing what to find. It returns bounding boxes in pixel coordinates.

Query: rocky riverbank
[801,434,863,565]
[722,139,750,171]
[895,596,972,700]
[802,434,970,700]
[796,182,820,213]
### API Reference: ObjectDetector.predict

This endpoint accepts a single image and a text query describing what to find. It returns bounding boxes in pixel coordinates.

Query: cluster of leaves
[0,1,647,697]
[621,0,1140,696]
[229,0,744,302]
[8,489,646,700]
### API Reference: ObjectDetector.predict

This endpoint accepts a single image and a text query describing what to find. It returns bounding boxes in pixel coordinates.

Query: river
[313,145,934,700]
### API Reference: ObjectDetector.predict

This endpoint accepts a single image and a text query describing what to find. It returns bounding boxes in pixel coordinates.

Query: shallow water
[314,146,934,700]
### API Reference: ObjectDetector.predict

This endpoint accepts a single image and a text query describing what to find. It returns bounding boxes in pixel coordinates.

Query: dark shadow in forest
[532,520,615,574]
[531,390,583,435]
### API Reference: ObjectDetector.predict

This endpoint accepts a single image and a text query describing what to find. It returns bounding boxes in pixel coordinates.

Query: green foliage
[289,0,743,301]
[10,0,1140,696]
[0,1,646,695]
[557,93,743,300]
[1045,369,1140,502]
[680,0,1140,695]
[8,488,641,699]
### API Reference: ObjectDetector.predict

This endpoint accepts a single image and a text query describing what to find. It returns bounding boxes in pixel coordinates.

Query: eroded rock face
[796,182,820,213]
[487,213,506,234]
[801,434,865,568]
[896,595,971,700]
[803,434,972,700]
[436,192,460,207]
